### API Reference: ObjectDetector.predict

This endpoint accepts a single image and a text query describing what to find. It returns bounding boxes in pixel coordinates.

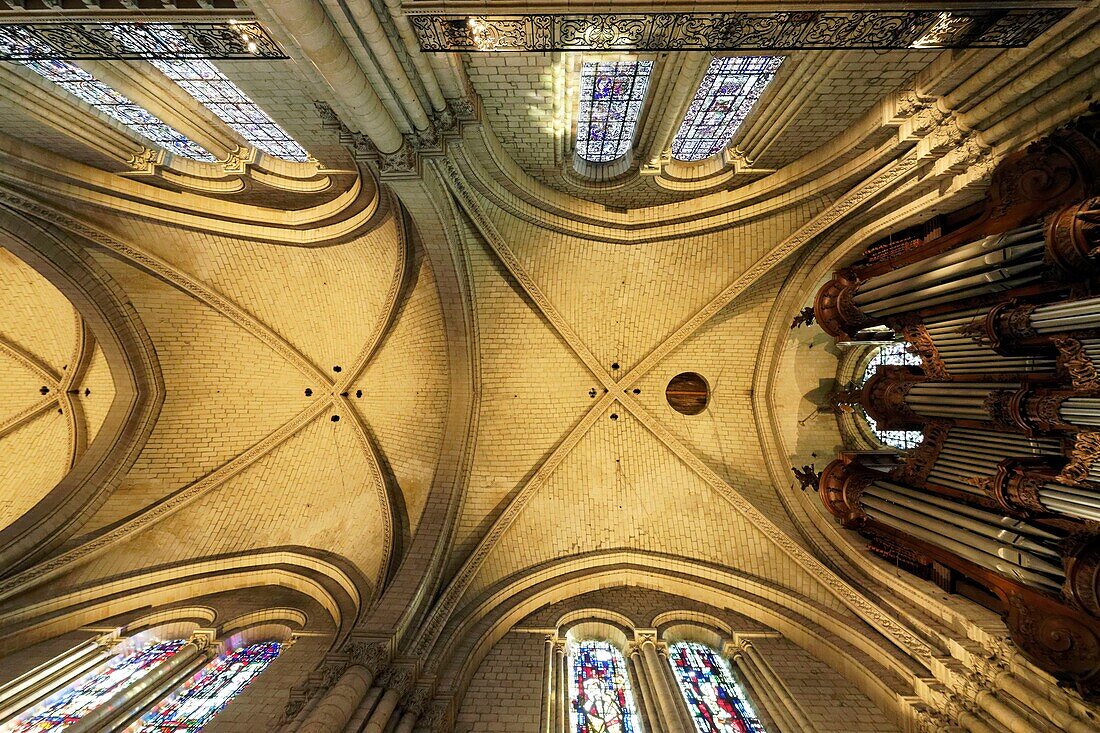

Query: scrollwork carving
[1055,337,1100,393]
[893,420,950,485]
[1057,432,1100,487]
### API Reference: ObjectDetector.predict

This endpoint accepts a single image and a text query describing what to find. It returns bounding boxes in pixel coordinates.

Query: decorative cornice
[409,10,1067,52]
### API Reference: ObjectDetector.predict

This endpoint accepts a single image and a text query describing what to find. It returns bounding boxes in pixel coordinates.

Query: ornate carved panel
[410,10,1068,52]
[0,21,286,59]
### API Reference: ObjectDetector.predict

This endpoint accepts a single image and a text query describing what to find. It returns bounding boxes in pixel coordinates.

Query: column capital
[634,628,659,646]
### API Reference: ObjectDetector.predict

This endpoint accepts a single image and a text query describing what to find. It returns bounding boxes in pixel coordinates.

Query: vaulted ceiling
[0,1,1096,718]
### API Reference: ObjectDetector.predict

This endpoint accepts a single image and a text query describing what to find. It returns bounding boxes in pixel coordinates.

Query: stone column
[655,642,696,731]
[67,634,215,733]
[540,636,554,733]
[727,642,796,733]
[553,639,568,733]
[364,669,413,733]
[0,634,119,722]
[637,633,688,733]
[626,644,659,732]
[298,641,387,733]
[738,639,814,732]
[392,685,429,733]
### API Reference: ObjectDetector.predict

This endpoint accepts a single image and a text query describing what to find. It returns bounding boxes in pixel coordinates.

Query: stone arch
[0,207,163,575]
[432,553,921,730]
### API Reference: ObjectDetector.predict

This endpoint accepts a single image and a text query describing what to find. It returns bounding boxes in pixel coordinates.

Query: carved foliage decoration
[1055,337,1100,392]
[1058,432,1100,487]
[892,420,950,485]
[1006,591,1100,696]
[894,319,949,379]
[410,10,1068,52]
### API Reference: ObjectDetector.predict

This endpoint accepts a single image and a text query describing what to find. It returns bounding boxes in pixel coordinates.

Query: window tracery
[127,641,281,731]
[569,640,639,733]
[667,642,765,733]
[671,56,782,162]
[0,32,214,161]
[111,26,310,162]
[1,639,186,733]
[862,342,924,450]
[8,57,216,162]
[575,60,652,164]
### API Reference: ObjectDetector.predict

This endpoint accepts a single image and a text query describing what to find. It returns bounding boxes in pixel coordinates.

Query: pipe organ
[812,115,1100,695]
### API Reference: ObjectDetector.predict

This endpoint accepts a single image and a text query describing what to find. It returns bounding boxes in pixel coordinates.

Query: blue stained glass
[127,641,281,732]
[109,25,310,162]
[575,61,652,163]
[671,56,782,162]
[1,640,186,733]
[0,33,214,161]
[668,642,765,733]
[862,342,924,450]
[569,641,638,733]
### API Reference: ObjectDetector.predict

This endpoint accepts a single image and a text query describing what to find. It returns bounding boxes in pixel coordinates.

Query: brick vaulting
[0,2,1098,732]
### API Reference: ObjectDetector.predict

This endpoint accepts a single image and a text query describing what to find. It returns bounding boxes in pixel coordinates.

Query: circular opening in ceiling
[666,372,709,416]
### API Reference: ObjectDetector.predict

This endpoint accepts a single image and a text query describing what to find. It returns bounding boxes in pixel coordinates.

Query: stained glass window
[575,60,652,163]
[110,25,309,162]
[671,56,783,162]
[569,640,639,733]
[1,640,185,733]
[127,641,281,732]
[667,642,765,733]
[862,342,924,450]
[0,31,214,161]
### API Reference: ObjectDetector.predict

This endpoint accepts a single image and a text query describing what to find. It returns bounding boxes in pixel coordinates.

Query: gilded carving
[1055,337,1100,393]
[1057,432,1100,487]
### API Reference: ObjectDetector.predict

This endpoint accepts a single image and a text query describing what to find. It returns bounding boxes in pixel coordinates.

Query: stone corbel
[883,88,932,126]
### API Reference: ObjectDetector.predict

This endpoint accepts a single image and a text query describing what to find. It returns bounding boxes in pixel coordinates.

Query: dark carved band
[861,365,926,430]
[1046,197,1100,277]
[819,457,878,528]
[990,459,1056,516]
[1064,536,1100,618]
[813,271,870,341]
[410,10,1068,52]
[0,21,287,60]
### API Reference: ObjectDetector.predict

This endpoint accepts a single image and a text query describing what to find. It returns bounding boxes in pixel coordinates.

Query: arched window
[3,639,186,732]
[10,58,216,162]
[575,60,653,164]
[0,31,213,161]
[127,641,281,731]
[569,640,640,733]
[862,342,924,450]
[111,25,310,162]
[667,642,765,733]
[671,56,782,163]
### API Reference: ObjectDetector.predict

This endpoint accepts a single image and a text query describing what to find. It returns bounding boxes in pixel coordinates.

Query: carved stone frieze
[345,639,389,674]
[409,10,1067,52]
[127,147,162,173]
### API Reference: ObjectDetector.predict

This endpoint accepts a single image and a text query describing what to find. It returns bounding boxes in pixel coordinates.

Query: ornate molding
[409,10,1067,52]
[1058,432,1100,487]
[0,21,287,60]
[1055,337,1100,392]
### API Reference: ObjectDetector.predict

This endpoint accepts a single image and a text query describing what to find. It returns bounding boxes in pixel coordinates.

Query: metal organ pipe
[853,225,1047,316]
